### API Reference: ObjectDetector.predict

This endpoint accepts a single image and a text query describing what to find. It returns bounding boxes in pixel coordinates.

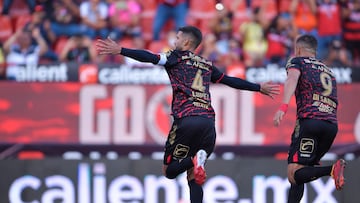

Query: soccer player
[97,26,279,203]
[273,34,346,203]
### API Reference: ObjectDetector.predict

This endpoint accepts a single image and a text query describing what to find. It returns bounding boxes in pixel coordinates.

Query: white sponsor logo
[246,64,352,84]
[98,65,169,84]
[8,163,338,203]
[246,64,287,83]
[79,85,264,145]
[15,63,68,82]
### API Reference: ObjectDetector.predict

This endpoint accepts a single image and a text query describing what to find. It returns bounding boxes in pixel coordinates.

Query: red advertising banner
[1,82,359,146]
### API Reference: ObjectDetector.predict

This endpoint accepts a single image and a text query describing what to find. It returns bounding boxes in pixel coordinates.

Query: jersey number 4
[191,69,205,92]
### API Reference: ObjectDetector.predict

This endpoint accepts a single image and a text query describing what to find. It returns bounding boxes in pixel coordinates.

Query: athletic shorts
[288,119,338,166]
[163,116,216,165]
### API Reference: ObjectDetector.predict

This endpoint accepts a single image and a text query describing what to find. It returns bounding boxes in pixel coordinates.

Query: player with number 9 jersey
[286,56,337,124]
[273,34,345,203]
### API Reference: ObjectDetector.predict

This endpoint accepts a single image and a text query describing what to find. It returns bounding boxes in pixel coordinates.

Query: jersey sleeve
[162,50,181,68]
[211,66,260,91]
[120,47,161,64]
[286,57,302,72]
[211,66,225,83]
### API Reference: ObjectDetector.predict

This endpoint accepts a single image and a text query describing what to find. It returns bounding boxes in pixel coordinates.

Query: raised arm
[212,67,279,98]
[96,37,160,64]
[32,28,48,56]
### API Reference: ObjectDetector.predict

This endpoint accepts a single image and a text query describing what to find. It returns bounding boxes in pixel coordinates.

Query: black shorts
[163,116,216,165]
[288,119,338,166]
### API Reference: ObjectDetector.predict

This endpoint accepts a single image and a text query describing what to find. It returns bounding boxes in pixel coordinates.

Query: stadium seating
[8,0,31,17]
[139,0,157,41]
[14,14,32,31]
[251,0,278,20]
[148,40,168,53]
[187,0,217,34]
[0,15,13,42]
[54,37,69,56]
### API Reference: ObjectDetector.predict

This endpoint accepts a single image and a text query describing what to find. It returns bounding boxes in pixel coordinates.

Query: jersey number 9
[320,72,333,96]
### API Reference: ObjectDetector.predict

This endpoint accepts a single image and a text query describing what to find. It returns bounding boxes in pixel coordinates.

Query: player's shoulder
[286,56,301,68]
[166,49,190,58]
[286,56,317,68]
[165,49,175,56]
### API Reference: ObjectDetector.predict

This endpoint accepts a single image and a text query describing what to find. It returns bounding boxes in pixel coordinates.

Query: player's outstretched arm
[217,74,279,99]
[96,37,160,64]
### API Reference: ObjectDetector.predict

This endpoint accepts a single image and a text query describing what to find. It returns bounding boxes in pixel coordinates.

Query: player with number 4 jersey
[96,26,279,203]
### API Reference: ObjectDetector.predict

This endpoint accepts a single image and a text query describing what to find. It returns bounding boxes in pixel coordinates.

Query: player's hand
[273,110,285,126]
[259,82,280,99]
[96,36,122,55]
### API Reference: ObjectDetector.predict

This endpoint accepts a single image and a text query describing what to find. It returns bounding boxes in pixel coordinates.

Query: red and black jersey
[286,57,338,124]
[163,50,224,119]
[120,47,260,120]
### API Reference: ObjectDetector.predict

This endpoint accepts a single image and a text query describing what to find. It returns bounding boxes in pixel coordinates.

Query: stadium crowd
[0,0,359,80]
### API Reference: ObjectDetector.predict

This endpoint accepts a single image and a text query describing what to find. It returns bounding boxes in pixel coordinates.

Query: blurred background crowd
[0,0,359,80]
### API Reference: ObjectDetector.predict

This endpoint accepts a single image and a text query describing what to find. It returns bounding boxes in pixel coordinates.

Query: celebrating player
[273,34,346,203]
[97,25,279,203]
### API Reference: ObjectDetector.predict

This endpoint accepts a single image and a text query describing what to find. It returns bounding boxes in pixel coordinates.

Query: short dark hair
[296,34,318,53]
[178,26,203,49]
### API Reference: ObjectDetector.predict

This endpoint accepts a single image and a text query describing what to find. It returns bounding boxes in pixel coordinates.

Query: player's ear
[186,38,195,49]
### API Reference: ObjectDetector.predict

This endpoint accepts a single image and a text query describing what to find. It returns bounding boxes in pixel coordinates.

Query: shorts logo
[300,138,314,154]
[173,144,189,159]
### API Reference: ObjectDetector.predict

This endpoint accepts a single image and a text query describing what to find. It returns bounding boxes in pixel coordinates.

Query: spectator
[324,39,352,67]
[290,0,317,36]
[1,0,35,15]
[59,34,97,63]
[80,0,110,39]
[108,0,142,40]
[23,5,58,62]
[316,0,342,60]
[225,38,245,78]
[198,33,221,64]
[265,13,296,66]
[223,38,243,67]
[61,0,83,18]
[42,0,87,38]
[238,6,268,67]
[208,5,233,54]
[123,36,151,66]
[153,0,188,41]
[341,0,360,66]
[3,28,48,80]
